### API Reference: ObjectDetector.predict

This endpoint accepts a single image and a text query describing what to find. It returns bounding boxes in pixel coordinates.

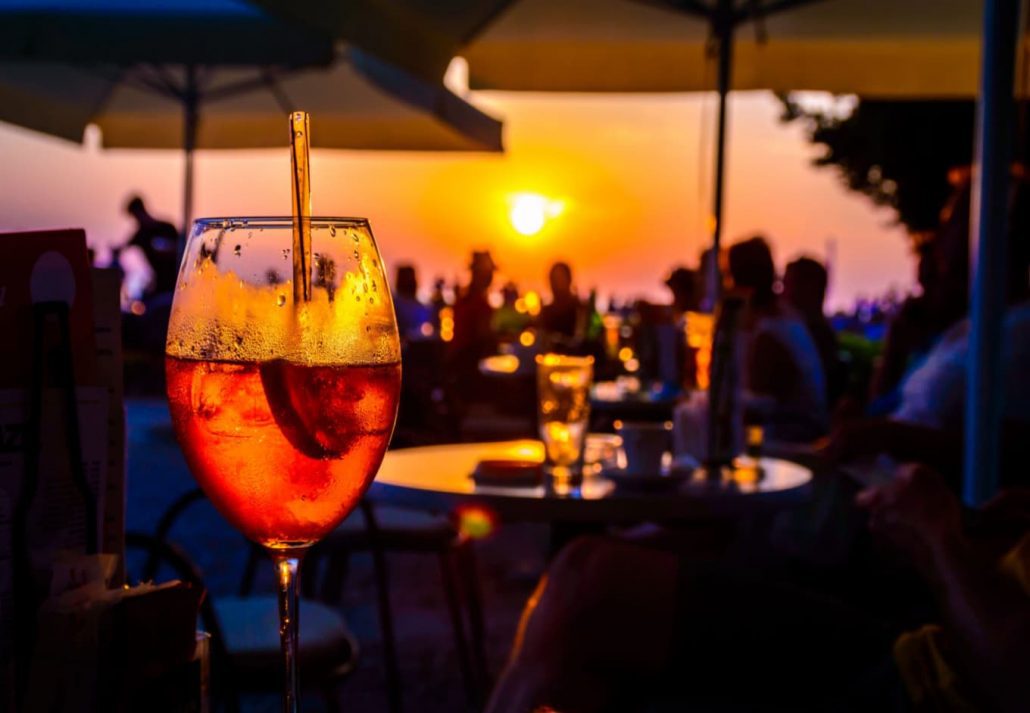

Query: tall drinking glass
[165,217,401,711]
[536,354,593,490]
[685,310,714,390]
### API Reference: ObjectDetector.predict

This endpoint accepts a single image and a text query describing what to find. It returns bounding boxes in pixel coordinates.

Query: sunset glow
[509,192,563,236]
[0,92,913,310]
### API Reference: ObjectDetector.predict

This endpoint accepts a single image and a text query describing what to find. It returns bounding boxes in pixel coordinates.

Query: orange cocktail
[164,214,401,547]
[166,357,400,548]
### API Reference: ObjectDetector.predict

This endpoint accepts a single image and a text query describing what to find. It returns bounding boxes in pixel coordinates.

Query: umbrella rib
[203,75,271,101]
[76,65,180,124]
[197,67,300,109]
[745,0,767,42]
[262,70,296,115]
[664,0,715,18]
[734,0,827,24]
[127,65,185,100]
[157,65,188,98]
[78,65,128,128]
[457,3,536,44]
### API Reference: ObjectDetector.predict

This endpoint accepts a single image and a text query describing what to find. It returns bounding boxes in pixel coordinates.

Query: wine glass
[164,216,401,711]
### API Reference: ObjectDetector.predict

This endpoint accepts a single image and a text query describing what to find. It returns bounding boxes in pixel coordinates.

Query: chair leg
[323,685,341,713]
[237,542,262,597]
[222,687,241,713]
[456,539,489,693]
[438,550,477,708]
[365,506,404,713]
[301,551,321,599]
[320,551,351,604]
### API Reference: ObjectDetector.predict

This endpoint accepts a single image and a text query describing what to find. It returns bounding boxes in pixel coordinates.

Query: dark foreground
[127,399,543,712]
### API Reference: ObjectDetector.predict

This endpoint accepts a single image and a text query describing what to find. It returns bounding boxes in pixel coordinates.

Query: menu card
[0,230,125,709]
[91,267,126,584]
[0,229,98,389]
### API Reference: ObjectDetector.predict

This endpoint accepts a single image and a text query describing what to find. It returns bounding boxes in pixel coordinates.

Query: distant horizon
[0,90,914,312]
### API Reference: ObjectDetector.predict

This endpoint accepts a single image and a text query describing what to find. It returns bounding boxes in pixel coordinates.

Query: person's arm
[820,418,961,471]
[925,533,1030,712]
[823,418,1030,490]
[869,301,919,399]
[858,466,1030,712]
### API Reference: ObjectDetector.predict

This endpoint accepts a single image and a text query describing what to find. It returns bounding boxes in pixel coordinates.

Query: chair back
[125,528,240,712]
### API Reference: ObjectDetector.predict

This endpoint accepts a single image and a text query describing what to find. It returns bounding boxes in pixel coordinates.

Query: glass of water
[536,354,594,489]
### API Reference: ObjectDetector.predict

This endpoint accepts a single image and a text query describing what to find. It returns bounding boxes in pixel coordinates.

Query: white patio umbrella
[0,0,496,85]
[0,0,504,235]
[0,51,504,235]
[248,0,514,84]
[0,51,503,151]
[463,0,986,95]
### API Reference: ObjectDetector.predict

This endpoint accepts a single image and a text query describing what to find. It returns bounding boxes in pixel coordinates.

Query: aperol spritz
[165,216,400,710]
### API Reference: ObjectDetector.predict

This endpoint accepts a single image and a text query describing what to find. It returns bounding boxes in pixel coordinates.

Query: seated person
[729,236,829,441]
[392,264,433,340]
[485,466,1030,713]
[632,268,699,387]
[450,251,497,359]
[824,174,1030,487]
[448,251,499,401]
[825,297,1030,487]
[125,195,179,297]
[492,282,532,340]
[784,256,844,405]
[870,172,971,405]
[664,266,697,314]
[538,262,581,343]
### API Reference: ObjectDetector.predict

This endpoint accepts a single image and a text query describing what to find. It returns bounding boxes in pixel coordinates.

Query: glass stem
[273,550,303,713]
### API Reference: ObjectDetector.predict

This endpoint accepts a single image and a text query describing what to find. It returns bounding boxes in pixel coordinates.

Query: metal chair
[135,497,360,712]
[235,499,489,713]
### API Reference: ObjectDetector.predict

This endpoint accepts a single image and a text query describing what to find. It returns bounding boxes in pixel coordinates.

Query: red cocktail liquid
[166,356,401,548]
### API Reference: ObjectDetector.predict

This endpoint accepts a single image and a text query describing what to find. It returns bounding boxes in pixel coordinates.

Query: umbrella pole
[707,0,734,304]
[181,65,199,255]
[964,0,1021,505]
[703,0,735,471]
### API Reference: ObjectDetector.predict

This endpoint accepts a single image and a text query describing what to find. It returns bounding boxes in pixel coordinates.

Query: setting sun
[509,192,563,236]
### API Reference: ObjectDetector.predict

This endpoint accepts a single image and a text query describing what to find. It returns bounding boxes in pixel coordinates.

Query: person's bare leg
[486,536,679,713]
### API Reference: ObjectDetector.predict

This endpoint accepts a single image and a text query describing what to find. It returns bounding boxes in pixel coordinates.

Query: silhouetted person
[492,281,531,339]
[428,277,448,330]
[697,246,719,311]
[393,264,432,340]
[664,266,697,313]
[539,261,580,340]
[784,256,843,404]
[730,236,828,440]
[636,266,697,386]
[313,255,338,302]
[824,170,1030,488]
[871,172,971,403]
[449,251,498,378]
[125,195,179,296]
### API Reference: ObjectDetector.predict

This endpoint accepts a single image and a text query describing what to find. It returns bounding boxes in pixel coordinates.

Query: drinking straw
[290,111,312,303]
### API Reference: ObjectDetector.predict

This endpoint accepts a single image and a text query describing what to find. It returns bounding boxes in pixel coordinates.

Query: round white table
[369,439,813,525]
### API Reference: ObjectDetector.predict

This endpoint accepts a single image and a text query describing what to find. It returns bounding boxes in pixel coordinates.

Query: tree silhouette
[781,97,976,234]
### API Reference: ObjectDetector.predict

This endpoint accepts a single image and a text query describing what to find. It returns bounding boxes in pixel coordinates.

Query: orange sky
[0,89,912,311]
